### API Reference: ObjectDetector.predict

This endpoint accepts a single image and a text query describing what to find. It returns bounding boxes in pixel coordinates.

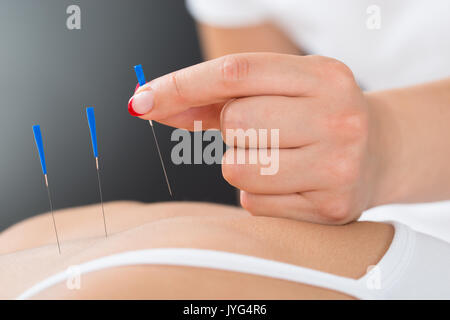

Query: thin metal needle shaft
[95,157,108,237]
[148,120,173,197]
[44,174,61,254]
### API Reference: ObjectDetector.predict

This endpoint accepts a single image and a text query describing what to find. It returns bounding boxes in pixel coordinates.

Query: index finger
[133,53,322,121]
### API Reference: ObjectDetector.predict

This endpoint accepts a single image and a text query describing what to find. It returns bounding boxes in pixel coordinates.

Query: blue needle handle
[86,107,98,158]
[134,64,146,86]
[32,125,47,175]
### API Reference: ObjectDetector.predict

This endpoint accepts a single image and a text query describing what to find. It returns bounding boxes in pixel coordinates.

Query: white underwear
[17,221,450,300]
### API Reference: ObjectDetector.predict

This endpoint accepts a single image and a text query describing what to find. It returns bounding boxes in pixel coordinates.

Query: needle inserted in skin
[134,64,173,198]
[33,125,61,254]
[148,120,173,197]
[86,107,108,237]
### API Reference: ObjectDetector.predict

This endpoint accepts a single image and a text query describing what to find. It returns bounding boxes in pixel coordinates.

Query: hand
[128,53,384,224]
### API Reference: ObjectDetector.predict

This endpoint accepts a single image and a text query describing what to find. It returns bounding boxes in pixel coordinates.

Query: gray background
[0,0,236,231]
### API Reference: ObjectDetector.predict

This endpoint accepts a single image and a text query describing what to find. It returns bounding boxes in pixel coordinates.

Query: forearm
[368,77,450,206]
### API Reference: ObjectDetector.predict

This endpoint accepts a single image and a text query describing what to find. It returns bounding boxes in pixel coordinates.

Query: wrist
[365,90,406,208]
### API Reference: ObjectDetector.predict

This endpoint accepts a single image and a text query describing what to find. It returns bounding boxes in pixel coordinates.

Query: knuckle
[319,198,352,224]
[344,112,369,137]
[220,99,244,131]
[219,54,250,83]
[326,111,369,142]
[328,153,360,185]
[240,192,255,213]
[169,71,186,103]
[317,57,356,89]
[221,163,233,184]
[221,152,239,184]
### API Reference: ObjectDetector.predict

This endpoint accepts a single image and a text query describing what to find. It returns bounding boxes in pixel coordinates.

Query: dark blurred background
[0,0,236,231]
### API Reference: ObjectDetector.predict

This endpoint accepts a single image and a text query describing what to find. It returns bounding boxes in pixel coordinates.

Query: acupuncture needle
[32,125,61,254]
[134,64,173,198]
[86,107,108,238]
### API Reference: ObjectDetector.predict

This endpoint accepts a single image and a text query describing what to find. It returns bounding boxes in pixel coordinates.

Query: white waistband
[17,222,413,300]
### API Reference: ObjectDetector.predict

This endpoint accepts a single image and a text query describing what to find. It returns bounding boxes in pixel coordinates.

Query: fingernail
[128,96,142,116]
[128,89,154,116]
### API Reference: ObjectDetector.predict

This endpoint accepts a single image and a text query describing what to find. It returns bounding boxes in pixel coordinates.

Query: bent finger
[220,95,323,148]
[222,147,326,194]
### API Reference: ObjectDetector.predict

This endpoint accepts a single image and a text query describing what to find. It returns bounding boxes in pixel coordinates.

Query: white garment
[360,201,450,244]
[185,0,450,240]
[186,0,450,91]
[17,222,450,300]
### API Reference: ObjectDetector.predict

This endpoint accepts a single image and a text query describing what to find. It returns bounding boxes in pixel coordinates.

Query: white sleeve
[185,0,269,27]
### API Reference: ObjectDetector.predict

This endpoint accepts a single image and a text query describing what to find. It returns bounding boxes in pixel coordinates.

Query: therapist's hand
[128,53,385,224]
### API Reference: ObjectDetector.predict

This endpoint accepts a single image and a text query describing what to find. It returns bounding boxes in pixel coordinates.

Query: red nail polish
[128,96,144,116]
[134,83,139,93]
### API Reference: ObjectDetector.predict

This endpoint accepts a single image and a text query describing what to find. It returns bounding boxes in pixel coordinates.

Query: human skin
[0,201,393,299]
[126,22,450,224]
